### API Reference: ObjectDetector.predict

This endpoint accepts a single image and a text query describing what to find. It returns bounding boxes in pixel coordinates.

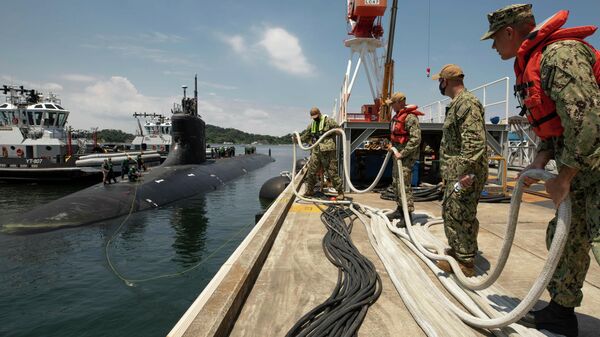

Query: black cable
[285,205,382,337]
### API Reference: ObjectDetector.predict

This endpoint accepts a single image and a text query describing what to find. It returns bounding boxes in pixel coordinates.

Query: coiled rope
[285,205,382,337]
[290,129,572,330]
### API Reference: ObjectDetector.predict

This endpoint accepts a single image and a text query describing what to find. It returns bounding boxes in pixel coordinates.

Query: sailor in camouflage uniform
[298,107,344,200]
[433,64,488,278]
[386,92,422,227]
[483,4,600,336]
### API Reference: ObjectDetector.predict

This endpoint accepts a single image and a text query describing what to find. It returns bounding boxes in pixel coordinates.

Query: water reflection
[170,196,208,267]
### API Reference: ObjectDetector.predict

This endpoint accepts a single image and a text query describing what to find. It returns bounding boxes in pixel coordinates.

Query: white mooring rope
[290,128,571,331]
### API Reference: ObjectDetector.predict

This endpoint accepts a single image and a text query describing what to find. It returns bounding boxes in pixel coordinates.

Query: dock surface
[171,183,600,337]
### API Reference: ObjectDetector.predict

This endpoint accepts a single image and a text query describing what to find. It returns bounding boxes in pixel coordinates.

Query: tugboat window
[0,112,7,125]
[58,113,66,126]
[44,104,57,110]
[0,103,7,108]
[46,146,52,151]
[55,105,64,110]
[34,111,43,125]
[46,112,57,126]
[27,111,34,125]
[35,104,43,109]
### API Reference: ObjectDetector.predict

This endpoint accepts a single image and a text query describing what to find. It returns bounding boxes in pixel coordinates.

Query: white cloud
[96,32,185,44]
[242,108,269,119]
[222,34,246,54]
[1,75,63,92]
[199,96,306,136]
[258,27,315,76]
[64,77,175,132]
[139,32,185,43]
[217,27,315,77]
[61,74,96,82]
[197,80,237,90]
[20,75,306,136]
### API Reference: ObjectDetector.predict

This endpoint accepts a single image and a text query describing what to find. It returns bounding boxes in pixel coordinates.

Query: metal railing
[420,77,510,124]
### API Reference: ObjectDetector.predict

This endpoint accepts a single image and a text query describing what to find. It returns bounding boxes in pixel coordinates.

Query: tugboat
[0,85,97,182]
[130,112,172,159]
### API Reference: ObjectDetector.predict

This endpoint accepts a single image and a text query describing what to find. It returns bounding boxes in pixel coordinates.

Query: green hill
[95,125,292,144]
[205,124,291,144]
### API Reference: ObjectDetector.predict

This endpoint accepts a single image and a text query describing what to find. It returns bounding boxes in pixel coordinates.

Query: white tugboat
[0,85,97,181]
[0,85,161,181]
[130,112,172,159]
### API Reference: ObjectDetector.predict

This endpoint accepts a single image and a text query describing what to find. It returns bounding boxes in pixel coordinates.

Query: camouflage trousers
[442,172,486,264]
[392,157,416,212]
[304,150,343,193]
[546,173,600,307]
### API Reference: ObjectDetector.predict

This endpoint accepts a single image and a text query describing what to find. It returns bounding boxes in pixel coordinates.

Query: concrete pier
[170,179,600,336]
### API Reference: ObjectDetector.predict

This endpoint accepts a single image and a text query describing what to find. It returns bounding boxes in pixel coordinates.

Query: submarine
[2,77,274,233]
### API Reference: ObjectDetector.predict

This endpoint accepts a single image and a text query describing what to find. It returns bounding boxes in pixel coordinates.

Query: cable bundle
[285,205,382,337]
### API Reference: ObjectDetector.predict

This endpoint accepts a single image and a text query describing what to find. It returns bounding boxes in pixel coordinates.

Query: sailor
[121,156,130,180]
[432,64,488,278]
[386,92,423,227]
[136,153,146,171]
[296,107,344,200]
[107,158,117,183]
[482,4,600,336]
[128,165,140,182]
[101,159,110,185]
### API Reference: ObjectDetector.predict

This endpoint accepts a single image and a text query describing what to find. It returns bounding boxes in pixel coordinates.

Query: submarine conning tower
[162,76,206,166]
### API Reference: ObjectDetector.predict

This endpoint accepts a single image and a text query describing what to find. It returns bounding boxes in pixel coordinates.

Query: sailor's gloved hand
[458,174,474,188]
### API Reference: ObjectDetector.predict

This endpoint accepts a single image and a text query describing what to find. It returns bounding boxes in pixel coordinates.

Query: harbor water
[0,145,306,337]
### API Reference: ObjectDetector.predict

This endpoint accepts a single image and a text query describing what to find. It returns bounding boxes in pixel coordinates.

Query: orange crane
[345,0,398,123]
[347,0,386,38]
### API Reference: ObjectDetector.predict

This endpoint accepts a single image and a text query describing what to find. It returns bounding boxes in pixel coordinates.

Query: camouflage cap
[431,64,464,81]
[481,4,533,40]
[385,91,406,105]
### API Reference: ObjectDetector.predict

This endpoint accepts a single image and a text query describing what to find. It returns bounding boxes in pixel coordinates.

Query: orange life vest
[390,105,424,144]
[514,10,600,140]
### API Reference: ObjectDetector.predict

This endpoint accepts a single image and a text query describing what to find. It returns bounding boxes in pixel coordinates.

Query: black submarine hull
[2,154,273,233]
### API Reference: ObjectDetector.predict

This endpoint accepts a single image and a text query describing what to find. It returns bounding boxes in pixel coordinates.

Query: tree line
[90,125,292,144]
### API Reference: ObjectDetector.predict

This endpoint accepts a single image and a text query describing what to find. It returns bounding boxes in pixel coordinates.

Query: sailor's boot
[435,249,475,277]
[395,212,413,228]
[302,186,315,198]
[520,300,578,337]
[386,206,403,221]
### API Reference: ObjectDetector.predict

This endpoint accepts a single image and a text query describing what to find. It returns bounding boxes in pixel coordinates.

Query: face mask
[438,80,446,96]
[312,116,320,121]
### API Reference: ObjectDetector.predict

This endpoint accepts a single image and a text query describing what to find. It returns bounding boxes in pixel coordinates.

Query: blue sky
[2,0,599,135]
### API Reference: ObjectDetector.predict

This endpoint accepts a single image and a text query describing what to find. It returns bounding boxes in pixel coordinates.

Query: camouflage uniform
[391,113,421,213]
[481,3,600,308]
[538,40,600,308]
[300,115,343,194]
[440,89,488,264]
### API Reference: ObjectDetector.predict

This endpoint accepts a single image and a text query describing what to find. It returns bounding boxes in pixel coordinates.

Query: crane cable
[426,0,432,77]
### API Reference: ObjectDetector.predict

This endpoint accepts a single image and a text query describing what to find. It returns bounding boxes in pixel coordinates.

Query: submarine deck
[169,180,600,337]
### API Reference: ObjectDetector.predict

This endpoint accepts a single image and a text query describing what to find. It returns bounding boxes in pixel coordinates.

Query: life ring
[16,148,24,157]
[152,145,157,150]
[12,116,18,125]
[159,145,165,152]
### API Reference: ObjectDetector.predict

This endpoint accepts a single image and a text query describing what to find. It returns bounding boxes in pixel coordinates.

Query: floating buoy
[259,175,291,201]
[295,158,308,173]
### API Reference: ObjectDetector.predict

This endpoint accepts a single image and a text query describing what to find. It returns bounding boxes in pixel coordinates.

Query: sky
[2,0,599,136]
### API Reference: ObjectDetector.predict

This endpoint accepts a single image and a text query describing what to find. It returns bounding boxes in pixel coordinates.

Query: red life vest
[390,105,424,144]
[514,10,600,140]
